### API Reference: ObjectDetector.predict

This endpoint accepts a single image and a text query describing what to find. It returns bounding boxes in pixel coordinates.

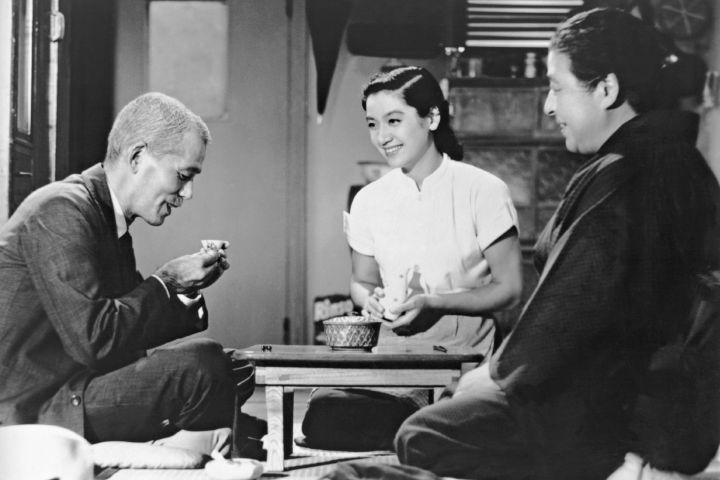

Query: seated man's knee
[156,339,237,430]
[176,340,258,407]
[179,339,256,405]
[173,337,226,361]
[154,338,233,391]
[187,338,229,371]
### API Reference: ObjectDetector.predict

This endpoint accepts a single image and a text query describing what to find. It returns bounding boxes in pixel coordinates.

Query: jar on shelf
[524,52,537,79]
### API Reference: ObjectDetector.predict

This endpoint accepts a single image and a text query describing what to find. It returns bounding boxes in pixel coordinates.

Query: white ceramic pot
[0,424,94,480]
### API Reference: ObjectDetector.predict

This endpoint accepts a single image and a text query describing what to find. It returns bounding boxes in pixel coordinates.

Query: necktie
[119,232,137,276]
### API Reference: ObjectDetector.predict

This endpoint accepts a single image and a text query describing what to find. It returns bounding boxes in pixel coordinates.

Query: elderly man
[0,92,259,454]
[391,8,720,480]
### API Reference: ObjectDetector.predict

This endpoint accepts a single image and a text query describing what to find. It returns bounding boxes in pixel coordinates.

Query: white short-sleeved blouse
[343,155,518,349]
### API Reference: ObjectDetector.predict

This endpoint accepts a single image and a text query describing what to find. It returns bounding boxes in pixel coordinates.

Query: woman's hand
[362,286,386,320]
[387,293,444,335]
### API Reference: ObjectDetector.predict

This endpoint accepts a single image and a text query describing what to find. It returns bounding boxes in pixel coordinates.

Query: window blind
[466,0,583,48]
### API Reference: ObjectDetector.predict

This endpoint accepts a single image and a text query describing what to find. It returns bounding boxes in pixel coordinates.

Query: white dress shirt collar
[108,187,128,239]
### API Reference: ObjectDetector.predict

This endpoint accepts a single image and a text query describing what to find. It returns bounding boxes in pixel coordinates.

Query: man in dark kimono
[0,93,258,452]
[391,9,720,480]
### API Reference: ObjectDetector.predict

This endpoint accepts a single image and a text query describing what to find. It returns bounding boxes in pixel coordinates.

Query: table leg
[264,385,284,471]
[431,387,444,403]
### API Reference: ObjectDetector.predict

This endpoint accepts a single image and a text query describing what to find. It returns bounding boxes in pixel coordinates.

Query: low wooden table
[232,344,483,471]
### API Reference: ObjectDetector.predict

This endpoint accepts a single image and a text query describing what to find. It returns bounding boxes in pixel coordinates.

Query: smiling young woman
[299,66,523,452]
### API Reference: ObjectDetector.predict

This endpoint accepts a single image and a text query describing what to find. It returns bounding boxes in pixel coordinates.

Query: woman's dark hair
[550,8,668,113]
[361,66,463,160]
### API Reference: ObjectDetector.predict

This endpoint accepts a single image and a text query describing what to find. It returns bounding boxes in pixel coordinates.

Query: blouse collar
[398,154,451,193]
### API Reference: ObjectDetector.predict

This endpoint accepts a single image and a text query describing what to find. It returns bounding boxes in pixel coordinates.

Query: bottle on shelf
[524,52,537,79]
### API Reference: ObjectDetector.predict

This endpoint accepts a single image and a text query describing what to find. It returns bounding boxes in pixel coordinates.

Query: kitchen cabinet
[448,77,586,330]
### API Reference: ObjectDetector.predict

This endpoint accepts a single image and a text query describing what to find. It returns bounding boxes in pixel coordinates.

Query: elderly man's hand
[154,249,230,295]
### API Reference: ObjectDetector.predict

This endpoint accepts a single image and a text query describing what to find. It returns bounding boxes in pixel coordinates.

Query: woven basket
[323,316,381,350]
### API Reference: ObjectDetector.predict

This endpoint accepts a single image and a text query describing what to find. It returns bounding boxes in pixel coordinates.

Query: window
[466,0,583,49]
[148,0,229,119]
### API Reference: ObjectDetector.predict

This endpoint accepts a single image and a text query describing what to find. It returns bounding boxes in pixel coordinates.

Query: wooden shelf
[458,135,565,146]
[448,76,549,88]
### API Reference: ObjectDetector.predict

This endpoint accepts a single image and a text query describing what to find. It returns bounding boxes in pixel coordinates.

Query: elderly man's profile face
[131,130,205,226]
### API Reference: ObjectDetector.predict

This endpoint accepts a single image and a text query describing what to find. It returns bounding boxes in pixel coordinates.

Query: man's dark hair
[551,8,668,113]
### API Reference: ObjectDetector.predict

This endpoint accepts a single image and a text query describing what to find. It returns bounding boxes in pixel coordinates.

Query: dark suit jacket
[491,111,720,477]
[0,163,207,435]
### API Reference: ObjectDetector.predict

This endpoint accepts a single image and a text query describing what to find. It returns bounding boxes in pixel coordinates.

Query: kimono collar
[597,110,699,157]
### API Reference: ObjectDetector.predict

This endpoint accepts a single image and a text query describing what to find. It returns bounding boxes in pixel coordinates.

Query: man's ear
[428,106,441,131]
[597,73,621,110]
[128,143,145,172]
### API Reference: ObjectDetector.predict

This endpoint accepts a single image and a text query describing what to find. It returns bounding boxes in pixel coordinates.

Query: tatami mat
[104,443,397,479]
[102,388,398,479]
[105,455,397,480]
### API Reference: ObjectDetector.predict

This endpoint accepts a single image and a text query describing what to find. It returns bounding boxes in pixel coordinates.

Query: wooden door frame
[9,0,51,213]
[53,0,70,181]
[5,0,69,215]
[285,0,309,344]
[0,1,12,222]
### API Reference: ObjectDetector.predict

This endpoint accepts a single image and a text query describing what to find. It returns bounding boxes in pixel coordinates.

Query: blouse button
[70,394,82,407]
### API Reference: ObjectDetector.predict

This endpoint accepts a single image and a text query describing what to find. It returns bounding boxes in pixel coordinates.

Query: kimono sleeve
[490,194,630,398]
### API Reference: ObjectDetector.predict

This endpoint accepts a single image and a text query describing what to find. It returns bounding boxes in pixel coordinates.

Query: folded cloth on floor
[92,442,206,469]
[0,424,94,480]
[92,427,233,469]
[205,458,264,480]
[151,427,233,457]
